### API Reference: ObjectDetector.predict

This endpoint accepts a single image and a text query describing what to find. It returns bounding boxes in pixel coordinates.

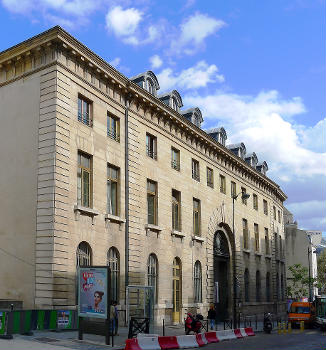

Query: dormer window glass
[147,79,155,95]
[171,97,178,111]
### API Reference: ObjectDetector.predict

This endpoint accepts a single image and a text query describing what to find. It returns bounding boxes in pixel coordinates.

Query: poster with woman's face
[78,267,108,318]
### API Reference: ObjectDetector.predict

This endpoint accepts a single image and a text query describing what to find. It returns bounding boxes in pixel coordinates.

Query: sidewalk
[0,324,187,350]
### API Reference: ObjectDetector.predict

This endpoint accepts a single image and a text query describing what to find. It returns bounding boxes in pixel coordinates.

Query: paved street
[0,329,325,350]
[206,330,326,350]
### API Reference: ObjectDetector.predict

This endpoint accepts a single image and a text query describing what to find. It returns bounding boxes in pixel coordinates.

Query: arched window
[281,273,284,301]
[194,261,202,303]
[256,270,261,302]
[107,247,120,302]
[266,272,271,302]
[172,257,182,323]
[244,268,250,302]
[276,272,280,300]
[76,241,92,266]
[147,254,158,304]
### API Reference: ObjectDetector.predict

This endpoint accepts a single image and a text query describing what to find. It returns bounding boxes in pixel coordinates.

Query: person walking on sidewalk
[113,301,119,335]
[208,305,216,330]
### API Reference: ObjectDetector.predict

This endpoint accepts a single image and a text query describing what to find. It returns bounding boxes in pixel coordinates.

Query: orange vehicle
[288,301,316,328]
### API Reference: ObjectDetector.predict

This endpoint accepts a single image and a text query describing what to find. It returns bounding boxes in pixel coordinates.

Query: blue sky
[0,0,325,236]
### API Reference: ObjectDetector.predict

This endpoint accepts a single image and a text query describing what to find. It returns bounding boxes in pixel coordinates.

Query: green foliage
[317,251,326,294]
[287,263,317,300]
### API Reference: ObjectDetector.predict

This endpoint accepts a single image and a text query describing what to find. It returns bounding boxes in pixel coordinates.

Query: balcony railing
[107,128,120,142]
[78,112,92,127]
[192,170,200,181]
[146,146,157,159]
[171,160,180,171]
[207,180,214,188]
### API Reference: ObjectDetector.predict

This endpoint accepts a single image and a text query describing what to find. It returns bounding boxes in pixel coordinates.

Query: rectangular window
[172,189,181,231]
[171,147,180,171]
[241,187,248,205]
[107,114,120,142]
[253,194,258,210]
[77,152,92,208]
[263,200,268,215]
[274,232,278,256]
[207,167,214,188]
[193,198,201,236]
[243,219,249,250]
[278,210,281,223]
[279,235,282,258]
[107,164,119,216]
[219,174,226,194]
[273,206,276,220]
[78,95,92,126]
[231,181,237,198]
[192,159,200,181]
[147,180,157,225]
[265,228,270,255]
[254,223,259,252]
[146,133,157,159]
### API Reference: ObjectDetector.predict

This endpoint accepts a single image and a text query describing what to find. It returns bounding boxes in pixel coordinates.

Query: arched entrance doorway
[172,257,182,323]
[213,230,230,321]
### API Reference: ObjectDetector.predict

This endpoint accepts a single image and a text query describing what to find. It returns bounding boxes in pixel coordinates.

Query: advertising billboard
[78,267,109,319]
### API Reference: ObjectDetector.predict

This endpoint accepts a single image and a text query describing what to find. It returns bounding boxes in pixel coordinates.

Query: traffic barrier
[203,331,219,343]
[300,321,304,332]
[125,328,255,350]
[176,335,198,348]
[158,335,179,349]
[239,328,248,337]
[233,328,243,338]
[288,322,292,334]
[216,329,237,341]
[244,327,255,336]
[195,333,207,347]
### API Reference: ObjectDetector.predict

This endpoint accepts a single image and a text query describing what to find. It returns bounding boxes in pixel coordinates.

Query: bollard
[288,322,292,334]
[282,321,287,334]
[277,322,281,334]
[300,321,304,332]
[162,319,165,336]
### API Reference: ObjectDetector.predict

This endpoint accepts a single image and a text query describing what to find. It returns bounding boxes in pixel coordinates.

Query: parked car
[288,301,316,328]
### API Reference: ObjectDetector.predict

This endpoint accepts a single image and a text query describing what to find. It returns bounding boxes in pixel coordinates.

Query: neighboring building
[284,208,318,300]
[0,27,287,323]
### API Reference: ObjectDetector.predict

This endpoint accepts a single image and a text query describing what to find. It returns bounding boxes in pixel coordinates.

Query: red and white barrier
[125,327,255,350]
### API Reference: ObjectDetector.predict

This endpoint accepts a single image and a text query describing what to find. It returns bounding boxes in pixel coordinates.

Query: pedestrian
[109,301,115,335]
[207,305,216,330]
[113,300,119,335]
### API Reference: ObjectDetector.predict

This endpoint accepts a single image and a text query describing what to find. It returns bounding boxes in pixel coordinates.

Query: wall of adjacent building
[0,71,41,308]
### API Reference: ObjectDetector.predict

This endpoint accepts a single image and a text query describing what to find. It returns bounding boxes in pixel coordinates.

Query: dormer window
[147,79,155,95]
[181,107,203,129]
[171,97,178,111]
[130,71,160,96]
[206,127,227,146]
[226,143,246,159]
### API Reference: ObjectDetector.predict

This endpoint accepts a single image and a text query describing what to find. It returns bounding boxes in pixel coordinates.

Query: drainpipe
[124,90,132,291]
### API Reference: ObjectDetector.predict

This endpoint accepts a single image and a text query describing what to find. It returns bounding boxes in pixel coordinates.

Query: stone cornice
[0,26,287,202]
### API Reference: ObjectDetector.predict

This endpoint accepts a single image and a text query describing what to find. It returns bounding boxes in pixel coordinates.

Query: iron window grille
[107,247,120,302]
[146,134,157,160]
[78,96,92,127]
[107,114,120,142]
[192,159,200,181]
[194,261,202,303]
[171,148,180,171]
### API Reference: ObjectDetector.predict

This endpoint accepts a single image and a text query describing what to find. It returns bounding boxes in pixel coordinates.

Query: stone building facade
[0,27,287,323]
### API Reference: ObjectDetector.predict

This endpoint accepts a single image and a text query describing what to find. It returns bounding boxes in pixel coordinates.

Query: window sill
[255,252,262,257]
[171,230,185,239]
[145,224,162,236]
[74,205,99,224]
[243,249,251,254]
[265,254,272,259]
[105,214,125,230]
[192,235,205,243]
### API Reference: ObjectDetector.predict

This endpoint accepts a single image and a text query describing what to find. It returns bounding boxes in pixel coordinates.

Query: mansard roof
[158,89,183,108]
[257,161,268,171]
[130,70,160,90]
[181,107,203,123]
[226,142,246,153]
[206,127,227,138]
[245,152,258,164]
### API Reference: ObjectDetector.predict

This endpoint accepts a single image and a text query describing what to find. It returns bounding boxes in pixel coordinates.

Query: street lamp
[232,191,250,329]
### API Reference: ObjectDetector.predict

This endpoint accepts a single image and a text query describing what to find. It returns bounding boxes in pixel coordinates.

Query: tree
[286,264,317,300]
[317,251,326,295]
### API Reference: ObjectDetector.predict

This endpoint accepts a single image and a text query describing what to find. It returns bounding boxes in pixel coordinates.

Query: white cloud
[297,118,326,153]
[170,13,226,56]
[157,61,224,92]
[149,55,163,69]
[106,6,143,37]
[184,90,326,178]
[109,57,121,67]
[1,0,100,27]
